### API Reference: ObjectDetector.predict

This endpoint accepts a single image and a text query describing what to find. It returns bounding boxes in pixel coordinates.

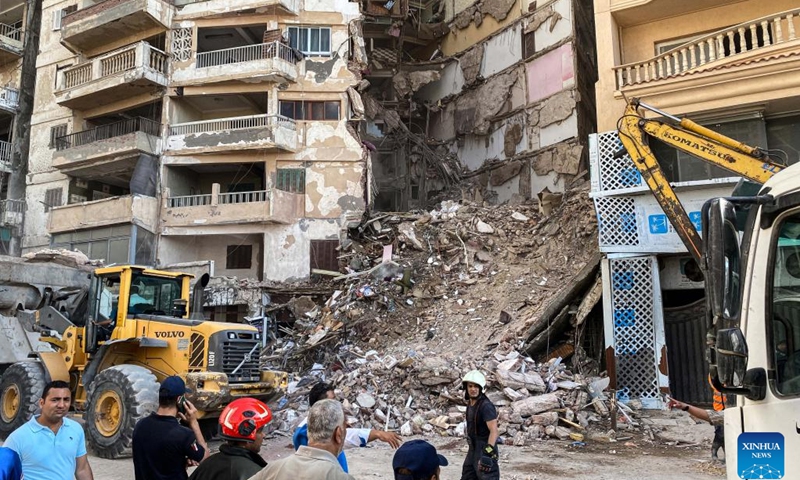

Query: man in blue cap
[393,440,448,480]
[132,376,208,480]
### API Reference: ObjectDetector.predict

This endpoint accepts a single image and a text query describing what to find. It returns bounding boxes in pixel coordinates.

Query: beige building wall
[594,0,800,131]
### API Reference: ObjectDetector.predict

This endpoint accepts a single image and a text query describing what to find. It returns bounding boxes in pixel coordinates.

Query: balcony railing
[0,198,25,227]
[196,41,296,68]
[0,87,19,111]
[0,23,22,42]
[218,190,268,204]
[55,117,161,151]
[169,114,295,136]
[168,194,212,208]
[60,42,168,90]
[0,140,11,164]
[614,8,800,89]
[168,190,270,208]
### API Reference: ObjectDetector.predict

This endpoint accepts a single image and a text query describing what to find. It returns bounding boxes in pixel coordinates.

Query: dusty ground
[75,410,725,480]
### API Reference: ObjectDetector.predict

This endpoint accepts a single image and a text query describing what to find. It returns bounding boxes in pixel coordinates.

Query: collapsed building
[361,0,597,208]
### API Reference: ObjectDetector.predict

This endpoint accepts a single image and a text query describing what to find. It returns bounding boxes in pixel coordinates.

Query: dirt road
[83,434,725,480]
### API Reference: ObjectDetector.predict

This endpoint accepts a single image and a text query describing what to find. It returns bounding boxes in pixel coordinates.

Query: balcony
[0,140,11,173]
[174,0,299,18]
[0,23,22,65]
[166,114,296,154]
[0,199,25,228]
[48,195,159,234]
[0,87,19,114]
[55,42,168,110]
[172,42,299,86]
[161,185,303,234]
[61,0,172,55]
[614,8,800,94]
[52,118,161,185]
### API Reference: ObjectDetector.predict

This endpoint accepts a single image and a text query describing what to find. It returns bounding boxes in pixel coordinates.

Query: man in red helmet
[188,398,272,480]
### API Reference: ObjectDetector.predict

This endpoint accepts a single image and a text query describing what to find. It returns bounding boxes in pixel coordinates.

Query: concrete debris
[254,183,643,448]
[393,70,441,98]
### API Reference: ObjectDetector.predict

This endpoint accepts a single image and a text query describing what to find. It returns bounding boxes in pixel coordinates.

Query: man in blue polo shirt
[4,379,94,480]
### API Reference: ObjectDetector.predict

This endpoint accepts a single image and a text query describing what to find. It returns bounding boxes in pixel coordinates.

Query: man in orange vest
[708,375,725,461]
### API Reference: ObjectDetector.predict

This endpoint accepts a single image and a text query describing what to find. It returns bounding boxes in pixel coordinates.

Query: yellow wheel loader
[0,265,286,458]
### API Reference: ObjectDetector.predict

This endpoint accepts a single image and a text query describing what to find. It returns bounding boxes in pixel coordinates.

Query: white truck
[705,166,800,479]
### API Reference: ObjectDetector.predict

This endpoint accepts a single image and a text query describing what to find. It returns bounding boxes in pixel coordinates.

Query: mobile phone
[178,395,187,414]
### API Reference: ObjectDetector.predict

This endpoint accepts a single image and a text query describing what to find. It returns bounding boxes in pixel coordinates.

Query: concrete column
[210,183,220,205]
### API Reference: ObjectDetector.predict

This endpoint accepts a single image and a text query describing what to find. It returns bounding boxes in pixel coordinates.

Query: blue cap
[392,440,448,480]
[159,376,191,397]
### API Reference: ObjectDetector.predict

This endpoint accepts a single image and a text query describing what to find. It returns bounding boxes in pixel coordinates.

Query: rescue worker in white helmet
[189,398,272,480]
[460,370,499,480]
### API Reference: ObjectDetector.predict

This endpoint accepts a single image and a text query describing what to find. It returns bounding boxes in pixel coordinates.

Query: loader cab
[86,266,191,353]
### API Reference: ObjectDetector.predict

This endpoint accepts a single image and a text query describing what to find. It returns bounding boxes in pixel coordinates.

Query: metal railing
[614,8,800,89]
[61,42,168,90]
[196,41,297,68]
[0,22,22,42]
[168,194,212,208]
[218,190,268,204]
[0,140,11,164]
[0,87,19,111]
[0,199,25,227]
[169,114,295,136]
[55,117,161,151]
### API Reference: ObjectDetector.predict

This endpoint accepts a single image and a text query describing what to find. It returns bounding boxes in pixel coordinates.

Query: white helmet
[462,370,486,390]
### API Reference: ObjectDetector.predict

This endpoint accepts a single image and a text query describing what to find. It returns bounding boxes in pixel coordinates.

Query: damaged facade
[21,0,368,282]
[0,1,23,254]
[361,0,596,209]
[592,0,800,407]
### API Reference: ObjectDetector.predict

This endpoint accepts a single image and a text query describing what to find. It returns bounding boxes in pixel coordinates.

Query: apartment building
[360,0,596,209]
[25,0,366,281]
[0,1,23,254]
[592,0,800,407]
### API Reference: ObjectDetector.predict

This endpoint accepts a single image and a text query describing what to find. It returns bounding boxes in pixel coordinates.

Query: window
[770,211,800,395]
[310,240,339,272]
[276,168,305,193]
[52,225,132,264]
[288,26,332,56]
[279,100,340,121]
[44,188,63,212]
[226,245,252,270]
[52,5,77,31]
[522,31,535,60]
[50,124,68,149]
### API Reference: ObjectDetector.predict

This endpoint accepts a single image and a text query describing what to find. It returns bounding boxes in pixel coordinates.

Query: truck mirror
[703,198,741,323]
[716,328,748,387]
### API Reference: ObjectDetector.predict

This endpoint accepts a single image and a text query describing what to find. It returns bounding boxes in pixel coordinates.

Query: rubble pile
[263,179,598,370]
[259,179,641,447]
[269,342,646,447]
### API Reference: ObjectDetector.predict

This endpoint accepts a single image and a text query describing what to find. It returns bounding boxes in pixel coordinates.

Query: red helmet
[219,398,273,442]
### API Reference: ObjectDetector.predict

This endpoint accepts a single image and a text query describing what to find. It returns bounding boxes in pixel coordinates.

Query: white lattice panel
[595,196,638,247]
[171,28,192,62]
[602,255,667,408]
[589,131,642,193]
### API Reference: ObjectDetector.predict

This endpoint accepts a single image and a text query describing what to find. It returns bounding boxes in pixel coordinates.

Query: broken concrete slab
[496,369,546,393]
[490,160,523,186]
[417,356,460,386]
[479,0,516,21]
[459,46,484,85]
[513,393,560,417]
[393,70,441,98]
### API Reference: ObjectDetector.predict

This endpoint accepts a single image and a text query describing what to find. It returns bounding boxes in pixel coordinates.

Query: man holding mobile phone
[132,376,209,480]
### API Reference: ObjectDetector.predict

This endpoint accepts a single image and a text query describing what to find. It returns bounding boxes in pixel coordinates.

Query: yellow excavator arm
[616,98,785,264]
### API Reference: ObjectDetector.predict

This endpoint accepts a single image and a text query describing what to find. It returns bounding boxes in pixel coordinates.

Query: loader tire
[0,361,46,438]
[85,365,158,459]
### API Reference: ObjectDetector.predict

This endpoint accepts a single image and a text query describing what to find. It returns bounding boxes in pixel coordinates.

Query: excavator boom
[616,99,785,264]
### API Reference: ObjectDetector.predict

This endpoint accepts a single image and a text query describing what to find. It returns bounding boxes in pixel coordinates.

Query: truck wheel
[0,362,46,438]
[85,365,158,459]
